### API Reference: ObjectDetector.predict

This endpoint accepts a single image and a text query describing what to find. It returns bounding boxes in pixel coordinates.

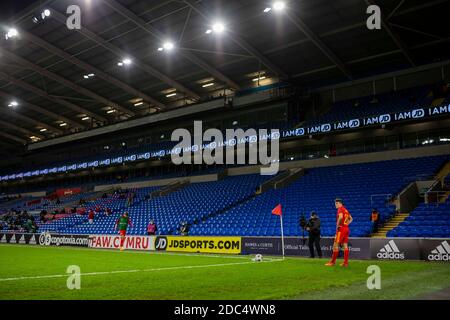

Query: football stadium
[0,0,450,306]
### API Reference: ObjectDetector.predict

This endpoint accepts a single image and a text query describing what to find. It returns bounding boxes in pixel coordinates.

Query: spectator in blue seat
[147,220,157,235]
[180,221,189,236]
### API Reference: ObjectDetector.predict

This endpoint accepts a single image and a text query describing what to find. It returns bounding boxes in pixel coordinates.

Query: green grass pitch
[0,244,449,300]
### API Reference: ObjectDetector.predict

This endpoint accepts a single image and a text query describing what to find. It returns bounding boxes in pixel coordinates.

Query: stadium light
[134,102,144,106]
[8,100,18,108]
[32,9,51,23]
[59,122,67,127]
[252,76,266,82]
[39,128,47,132]
[212,22,225,34]
[206,22,225,35]
[163,41,175,50]
[118,58,132,66]
[264,1,286,13]
[5,28,18,40]
[273,1,286,11]
[202,83,214,88]
[81,116,90,121]
[166,93,177,98]
[158,41,175,52]
[107,109,116,114]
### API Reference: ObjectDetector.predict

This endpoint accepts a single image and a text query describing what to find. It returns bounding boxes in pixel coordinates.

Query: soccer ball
[252,254,263,262]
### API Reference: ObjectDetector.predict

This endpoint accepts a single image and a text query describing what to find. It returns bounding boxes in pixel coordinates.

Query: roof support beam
[364,0,416,67]
[0,120,44,140]
[51,10,201,101]
[183,0,289,79]
[103,0,241,90]
[0,105,64,134]
[0,71,109,123]
[284,12,352,79]
[0,47,135,117]
[0,131,27,145]
[0,90,81,132]
[21,30,167,111]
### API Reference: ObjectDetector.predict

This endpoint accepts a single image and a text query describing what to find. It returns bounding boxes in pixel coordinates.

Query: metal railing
[424,190,448,206]
[403,173,432,183]
[370,193,393,208]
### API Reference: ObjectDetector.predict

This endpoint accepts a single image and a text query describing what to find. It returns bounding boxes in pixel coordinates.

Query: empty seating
[388,198,450,237]
[190,156,447,237]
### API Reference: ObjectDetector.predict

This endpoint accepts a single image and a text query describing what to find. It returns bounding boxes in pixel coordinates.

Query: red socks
[343,248,349,264]
[330,250,339,264]
[120,237,125,247]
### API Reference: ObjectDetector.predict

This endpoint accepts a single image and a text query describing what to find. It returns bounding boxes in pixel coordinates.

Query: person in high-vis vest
[371,208,380,233]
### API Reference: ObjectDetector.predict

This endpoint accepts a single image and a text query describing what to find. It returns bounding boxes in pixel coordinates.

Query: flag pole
[280,213,285,260]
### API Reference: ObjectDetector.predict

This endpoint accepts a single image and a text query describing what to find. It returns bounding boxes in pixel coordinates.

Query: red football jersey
[337,206,352,228]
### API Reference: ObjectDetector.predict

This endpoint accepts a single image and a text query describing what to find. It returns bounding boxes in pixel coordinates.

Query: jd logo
[349,119,360,128]
[155,237,168,250]
[412,109,425,118]
[296,128,305,136]
[321,124,331,132]
[366,5,381,30]
[379,114,391,123]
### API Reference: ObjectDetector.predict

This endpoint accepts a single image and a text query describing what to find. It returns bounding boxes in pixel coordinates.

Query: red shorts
[335,227,349,244]
[119,230,127,237]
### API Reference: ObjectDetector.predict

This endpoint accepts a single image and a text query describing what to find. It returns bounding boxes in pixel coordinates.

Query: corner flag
[272,204,282,216]
[272,204,285,259]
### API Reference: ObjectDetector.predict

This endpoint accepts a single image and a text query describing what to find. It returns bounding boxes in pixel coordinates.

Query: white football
[252,254,263,262]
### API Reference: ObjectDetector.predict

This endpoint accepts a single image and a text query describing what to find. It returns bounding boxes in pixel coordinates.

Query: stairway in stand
[371,213,409,238]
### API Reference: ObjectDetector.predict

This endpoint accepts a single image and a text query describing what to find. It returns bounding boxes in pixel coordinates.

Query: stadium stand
[306,84,449,126]
[59,175,270,235]
[190,156,448,237]
[1,155,449,237]
[388,197,450,237]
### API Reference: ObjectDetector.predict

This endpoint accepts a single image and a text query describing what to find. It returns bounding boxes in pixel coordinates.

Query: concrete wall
[7,191,47,198]
[228,144,450,176]
[94,174,219,192]
[399,182,420,213]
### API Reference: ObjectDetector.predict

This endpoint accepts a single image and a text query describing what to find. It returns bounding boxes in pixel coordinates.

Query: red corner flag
[272,204,282,216]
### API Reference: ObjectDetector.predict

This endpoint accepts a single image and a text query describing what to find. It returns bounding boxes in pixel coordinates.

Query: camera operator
[299,214,307,244]
[306,211,322,258]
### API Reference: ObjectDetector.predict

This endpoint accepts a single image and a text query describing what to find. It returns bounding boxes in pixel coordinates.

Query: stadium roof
[0,0,449,156]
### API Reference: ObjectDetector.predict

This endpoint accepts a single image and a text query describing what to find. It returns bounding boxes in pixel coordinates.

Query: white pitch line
[0,243,282,261]
[0,259,283,282]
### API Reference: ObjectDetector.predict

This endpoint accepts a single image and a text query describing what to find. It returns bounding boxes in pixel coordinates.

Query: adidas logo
[18,235,26,244]
[377,240,405,259]
[428,241,450,261]
[29,236,36,245]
